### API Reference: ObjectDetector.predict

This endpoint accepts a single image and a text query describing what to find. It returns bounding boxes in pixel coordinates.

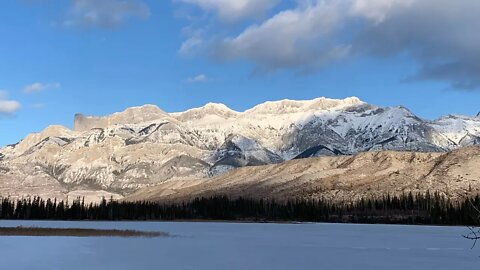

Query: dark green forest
[1,192,480,225]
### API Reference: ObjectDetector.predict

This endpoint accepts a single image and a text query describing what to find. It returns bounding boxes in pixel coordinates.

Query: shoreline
[0,219,471,229]
[0,226,167,238]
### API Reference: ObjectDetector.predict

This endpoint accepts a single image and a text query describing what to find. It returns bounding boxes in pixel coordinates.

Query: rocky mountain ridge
[1,97,479,201]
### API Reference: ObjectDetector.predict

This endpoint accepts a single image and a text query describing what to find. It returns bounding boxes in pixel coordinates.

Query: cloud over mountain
[181,0,480,89]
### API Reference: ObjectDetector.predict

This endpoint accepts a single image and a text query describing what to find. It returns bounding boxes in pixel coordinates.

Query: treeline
[1,192,480,225]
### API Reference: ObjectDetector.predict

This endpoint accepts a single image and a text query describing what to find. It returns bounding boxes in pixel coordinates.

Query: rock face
[127,146,480,203]
[74,105,169,132]
[1,97,479,201]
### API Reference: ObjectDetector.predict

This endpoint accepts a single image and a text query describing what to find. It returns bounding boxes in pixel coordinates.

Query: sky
[1,0,480,146]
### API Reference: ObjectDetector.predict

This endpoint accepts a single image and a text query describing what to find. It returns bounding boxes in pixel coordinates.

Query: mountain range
[1,97,479,202]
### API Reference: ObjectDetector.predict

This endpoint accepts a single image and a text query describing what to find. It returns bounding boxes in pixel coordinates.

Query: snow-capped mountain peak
[172,102,239,122]
[2,96,480,199]
[244,96,364,115]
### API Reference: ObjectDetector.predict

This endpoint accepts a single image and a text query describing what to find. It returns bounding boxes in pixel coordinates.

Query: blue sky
[1,0,480,146]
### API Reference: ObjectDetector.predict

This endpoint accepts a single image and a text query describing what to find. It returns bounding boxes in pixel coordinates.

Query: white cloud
[215,1,351,72]
[64,0,150,29]
[350,0,414,22]
[183,0,480,89]
[179,36,204,56]
[0,100,21,114]
[0,91,21,115]
[353,0,480,89]
[32,103,47,109]
[186,74,209,83]
[23,82,61,93]
[178,0,277,21]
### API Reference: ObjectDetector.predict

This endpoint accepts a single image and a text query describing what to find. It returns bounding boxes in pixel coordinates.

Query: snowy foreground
[0,221,477,270]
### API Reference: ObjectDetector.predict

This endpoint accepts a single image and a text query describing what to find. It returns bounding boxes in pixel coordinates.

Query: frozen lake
[0,221,478,270]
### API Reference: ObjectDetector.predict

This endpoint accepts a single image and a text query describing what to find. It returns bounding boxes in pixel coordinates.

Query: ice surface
[0,221,477,270]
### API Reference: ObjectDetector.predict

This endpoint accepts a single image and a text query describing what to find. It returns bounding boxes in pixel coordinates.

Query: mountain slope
[1,97,479,200]
[127,146,480,203]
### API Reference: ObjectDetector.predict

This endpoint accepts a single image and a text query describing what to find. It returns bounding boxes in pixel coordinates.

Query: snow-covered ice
[0,221,477,270]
